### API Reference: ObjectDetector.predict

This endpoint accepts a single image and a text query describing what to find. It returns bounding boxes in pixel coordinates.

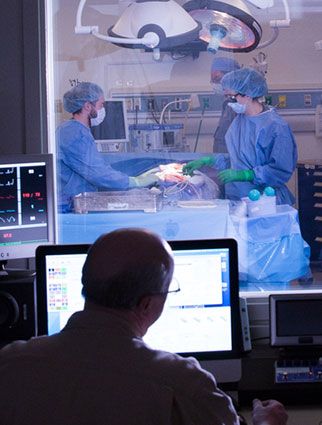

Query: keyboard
[275,358,322,384]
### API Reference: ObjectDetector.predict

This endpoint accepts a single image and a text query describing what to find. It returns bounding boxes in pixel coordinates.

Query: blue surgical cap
[211,57,240,73]
[63,82,104,113]
[221,67,268,98]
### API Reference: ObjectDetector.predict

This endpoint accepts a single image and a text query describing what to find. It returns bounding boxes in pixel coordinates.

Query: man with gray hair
[0,228,288,425]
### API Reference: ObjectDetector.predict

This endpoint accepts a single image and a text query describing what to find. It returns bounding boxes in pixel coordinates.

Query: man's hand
[182,156,216,176]
[252,398,288,425]
[129,170,158,188]
[218,169,254,184]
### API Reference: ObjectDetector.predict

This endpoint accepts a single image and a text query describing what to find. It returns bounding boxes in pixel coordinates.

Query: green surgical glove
[129,171,158,188]
[182,156,216,175]
[218,169,254,184]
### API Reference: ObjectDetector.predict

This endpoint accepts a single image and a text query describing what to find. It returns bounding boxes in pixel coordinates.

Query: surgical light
[182,0,290,53]
[75,0,201,56]
[207,24,227,53]
[183,0,262,52]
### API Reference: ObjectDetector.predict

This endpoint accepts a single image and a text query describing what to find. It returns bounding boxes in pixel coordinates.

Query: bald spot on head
[81,228,174,309]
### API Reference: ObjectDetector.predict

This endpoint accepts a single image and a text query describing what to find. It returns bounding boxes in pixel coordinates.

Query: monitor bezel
[36,238,242,360]
[270,293,322,347]
[0,153,56,262]
[91,98,129,145]
[168,238,242,360]
[36,243,90,335]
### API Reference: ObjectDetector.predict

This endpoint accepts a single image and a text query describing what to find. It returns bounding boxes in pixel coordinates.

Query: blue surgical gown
[223,108,298,205]
[56,120,130,207]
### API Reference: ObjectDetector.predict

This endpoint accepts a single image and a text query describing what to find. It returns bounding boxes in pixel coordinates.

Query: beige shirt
[0,309,238,425]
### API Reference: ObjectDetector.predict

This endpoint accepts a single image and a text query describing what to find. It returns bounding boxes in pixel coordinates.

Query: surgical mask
[228,102,246,114]
[212,83,223,95]
[90,107,106,126]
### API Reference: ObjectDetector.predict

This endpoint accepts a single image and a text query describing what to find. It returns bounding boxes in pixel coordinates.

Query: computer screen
[270,293,322,347]
[36,239,242,382]
[91,98,129,152]
[0,154,55,266]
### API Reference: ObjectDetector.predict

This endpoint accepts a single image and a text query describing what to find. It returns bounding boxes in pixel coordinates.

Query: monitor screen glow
[0,154,55,263]
[144,244,234,356]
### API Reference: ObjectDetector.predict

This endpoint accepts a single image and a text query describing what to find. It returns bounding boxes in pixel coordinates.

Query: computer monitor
[36,238,242,383]
[270,293,322,347]
[91,98,129,152]
[0,154,55,276]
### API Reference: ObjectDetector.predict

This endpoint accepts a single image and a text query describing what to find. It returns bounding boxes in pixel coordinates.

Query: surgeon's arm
[129,170,159,188]
[61,131,130,189]
[218,169,254,184]
[182,156,217,175]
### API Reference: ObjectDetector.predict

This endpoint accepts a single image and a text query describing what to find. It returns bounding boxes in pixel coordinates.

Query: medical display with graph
[0,154,55,264]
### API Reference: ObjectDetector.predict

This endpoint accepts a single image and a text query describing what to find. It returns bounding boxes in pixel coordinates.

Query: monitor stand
[0,260,35,280]
[200,359,242,384]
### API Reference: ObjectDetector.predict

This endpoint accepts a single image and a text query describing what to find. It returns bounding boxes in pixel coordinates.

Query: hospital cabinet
[297,161,322,262]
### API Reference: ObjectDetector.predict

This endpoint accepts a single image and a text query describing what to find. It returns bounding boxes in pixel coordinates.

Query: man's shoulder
[0,336,53,368]
[0,335,51,355]
[143,346,216,391]
[56,119,89,137]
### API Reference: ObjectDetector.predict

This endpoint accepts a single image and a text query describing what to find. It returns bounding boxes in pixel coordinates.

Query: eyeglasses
[167,278,181,294]
[159,278,181,295]
[229,93,245,101]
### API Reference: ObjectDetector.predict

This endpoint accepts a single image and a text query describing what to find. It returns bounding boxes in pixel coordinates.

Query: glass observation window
[45,0,322,297]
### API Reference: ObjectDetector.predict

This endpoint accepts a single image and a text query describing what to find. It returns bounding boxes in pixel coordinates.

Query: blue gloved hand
[218,169,254,184]
[182,156,216,176]
[129,170,159,188]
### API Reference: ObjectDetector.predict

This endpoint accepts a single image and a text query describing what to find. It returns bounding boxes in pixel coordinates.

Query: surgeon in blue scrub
[184,68,298,205]
[56,82,158,211]
[210,57,240,153]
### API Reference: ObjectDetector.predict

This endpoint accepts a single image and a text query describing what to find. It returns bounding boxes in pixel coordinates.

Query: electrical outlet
[278,95,286,108]
[174,97,181,111]
[202,97,210,109]
[147,98,155,111]
[304,94,312,106]
[133,97,141,111]
[125,97,134,111]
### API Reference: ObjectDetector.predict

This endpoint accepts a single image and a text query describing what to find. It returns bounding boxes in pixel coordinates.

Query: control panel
[129,123,188,152]
[111,89,322,114]
[275,358,322,383]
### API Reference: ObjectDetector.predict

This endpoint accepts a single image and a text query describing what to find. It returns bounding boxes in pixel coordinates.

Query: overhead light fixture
[182,0,290,53]
[254,0,290,49]
[183,0,262,52]
[75,0,201,58]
